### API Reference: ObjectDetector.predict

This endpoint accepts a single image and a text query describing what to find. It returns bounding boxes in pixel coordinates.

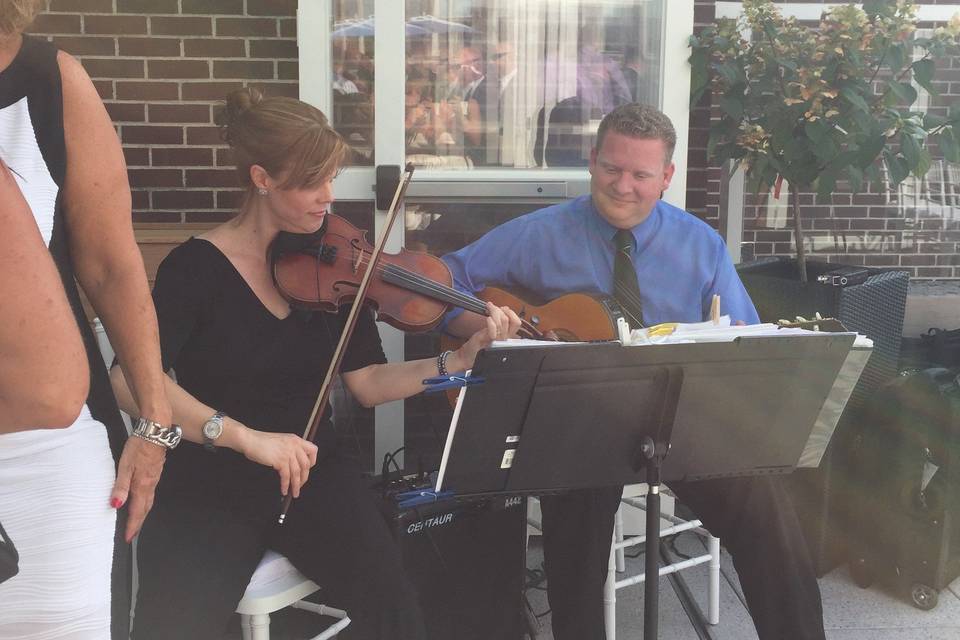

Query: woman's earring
[257,187,268,196]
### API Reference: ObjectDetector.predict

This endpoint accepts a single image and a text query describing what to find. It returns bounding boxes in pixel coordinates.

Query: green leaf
[847,165,865,194]
[689,49,709,106]
[717,61,744,85]
[887,43,906,73]
[913,148,932,179]
[900,131,922,170]
[887,80,918,106]
[863,0,895,18]
[936,130,960,164]
[804,120,829,145]
[841,87,871,114]
[886,153,910,186]
[923,113,949,129]
[913,59,937,97]
[855,135,886,168]
[720,96,744,120]
[817,169,838,202]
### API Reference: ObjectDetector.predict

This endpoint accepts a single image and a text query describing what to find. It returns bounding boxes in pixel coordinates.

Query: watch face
[202,419,223,441]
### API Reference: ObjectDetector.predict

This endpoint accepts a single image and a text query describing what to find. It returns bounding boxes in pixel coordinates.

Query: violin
[271,212,551,338]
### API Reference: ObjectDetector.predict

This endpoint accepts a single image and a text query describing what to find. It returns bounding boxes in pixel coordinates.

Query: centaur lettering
[406,512,454,534]
[504,496,522,508]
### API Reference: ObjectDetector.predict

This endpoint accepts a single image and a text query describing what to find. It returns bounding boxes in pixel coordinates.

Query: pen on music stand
[710,294,720,325]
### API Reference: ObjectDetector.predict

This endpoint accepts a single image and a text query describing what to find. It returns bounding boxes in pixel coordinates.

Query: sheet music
[435,370,470,491]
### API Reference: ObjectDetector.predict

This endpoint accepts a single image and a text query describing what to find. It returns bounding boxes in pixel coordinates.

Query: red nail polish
[110,497,124,509]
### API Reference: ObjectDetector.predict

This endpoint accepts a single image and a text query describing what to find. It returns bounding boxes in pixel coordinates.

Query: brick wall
[28,0,299,225]
[693,0,960,280]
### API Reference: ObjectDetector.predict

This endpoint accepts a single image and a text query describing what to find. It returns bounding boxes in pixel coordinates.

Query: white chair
[526,485,720,640]
[604,488,720,640]
[236,550,350,640]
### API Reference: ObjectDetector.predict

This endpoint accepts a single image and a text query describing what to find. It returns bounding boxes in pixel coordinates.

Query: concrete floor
[524,532,960,640]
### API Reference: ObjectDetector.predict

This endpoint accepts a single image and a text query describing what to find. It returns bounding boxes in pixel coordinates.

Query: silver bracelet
[132,417,183,450]
[437,350,453,377]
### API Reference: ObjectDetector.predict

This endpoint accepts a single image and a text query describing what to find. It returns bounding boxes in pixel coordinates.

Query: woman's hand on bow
[236,427,318,498]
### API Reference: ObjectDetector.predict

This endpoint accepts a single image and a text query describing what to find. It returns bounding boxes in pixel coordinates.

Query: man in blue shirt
[441,104,826,640]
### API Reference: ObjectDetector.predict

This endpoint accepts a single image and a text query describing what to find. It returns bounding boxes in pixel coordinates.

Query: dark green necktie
[613,229,645,328]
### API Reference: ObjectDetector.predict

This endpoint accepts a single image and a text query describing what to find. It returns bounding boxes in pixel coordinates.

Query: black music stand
[435,334,861,638]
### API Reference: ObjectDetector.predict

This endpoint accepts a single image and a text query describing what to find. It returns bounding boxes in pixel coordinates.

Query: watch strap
[132,417,182,450]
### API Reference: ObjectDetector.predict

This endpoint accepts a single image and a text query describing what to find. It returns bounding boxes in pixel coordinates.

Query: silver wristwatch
[201,411,225,452]
[131,417,182,450]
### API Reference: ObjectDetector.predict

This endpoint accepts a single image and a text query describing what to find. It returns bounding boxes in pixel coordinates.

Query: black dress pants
[133,456,426,640]
[540,475,826,640]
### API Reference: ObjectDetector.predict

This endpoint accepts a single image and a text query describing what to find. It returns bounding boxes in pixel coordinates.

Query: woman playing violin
[110,87,520,640]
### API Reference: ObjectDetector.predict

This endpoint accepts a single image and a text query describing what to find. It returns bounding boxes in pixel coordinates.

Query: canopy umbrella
[407,14,474,35]
[332,17,433,38]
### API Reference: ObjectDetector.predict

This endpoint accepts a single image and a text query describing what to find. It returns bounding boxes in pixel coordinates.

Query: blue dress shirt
[441,195,759,328]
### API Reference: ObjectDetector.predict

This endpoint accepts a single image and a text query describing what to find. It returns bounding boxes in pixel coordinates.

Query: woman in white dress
[0,1,174,637]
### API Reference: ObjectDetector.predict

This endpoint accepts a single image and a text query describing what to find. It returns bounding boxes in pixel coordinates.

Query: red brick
[216,189,243,209]
[186,169,240,187]
[277,61,297,80]
[279,19,295,38]
[215,148,235,167]
[122,125,184,144]
[106,102,146,122]
[92,79,114,100]
[181,81,245,101]
[119,38,181,57]
[52,36,115,56]
[118,0,179,12]
[117,81,179,100]
[215,18,277,37]
[50,0,113,11]
[131,190,150,208]
[123,147,150,166]
[248,81,297,98]
[148,59,210,79]
[148,103,211,123]
[152,147,213,166]
[186,126,227,145]
[150,16,213,36]
[864,255,900,266]
[133,211,182,223]
[247,0,296,16]
[185,211,235,223]
[213,60,274,79]
[28,14,82,34]
[85,15,148,35]
[82,58,145,79]
[154,190,214,209]
[249,39,297,59]
[184,38,246,58]
[916,267,953,277]
[128,169,184,188]
[901,254,937,266]
[182,0,244,13]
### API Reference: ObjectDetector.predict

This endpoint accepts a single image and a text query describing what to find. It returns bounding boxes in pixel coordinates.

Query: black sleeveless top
[0,35,128,460]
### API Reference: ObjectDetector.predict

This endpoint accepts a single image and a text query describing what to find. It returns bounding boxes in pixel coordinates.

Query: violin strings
[307,249,542,338]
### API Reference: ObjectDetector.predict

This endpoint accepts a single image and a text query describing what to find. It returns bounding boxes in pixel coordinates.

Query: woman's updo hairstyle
[215,87,348,193]
[0,0,43,37]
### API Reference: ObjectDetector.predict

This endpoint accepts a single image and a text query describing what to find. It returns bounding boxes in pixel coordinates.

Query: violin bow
[278,163,416,525]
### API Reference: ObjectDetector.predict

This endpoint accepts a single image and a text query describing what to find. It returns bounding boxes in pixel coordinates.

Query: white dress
[0,36,116,639]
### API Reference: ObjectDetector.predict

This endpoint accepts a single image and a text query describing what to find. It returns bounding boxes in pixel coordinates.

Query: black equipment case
[847,368,960,610]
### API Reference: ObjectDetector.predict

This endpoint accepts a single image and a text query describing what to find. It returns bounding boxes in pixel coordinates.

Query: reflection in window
[332,1,376,166]
[404,0,664,170]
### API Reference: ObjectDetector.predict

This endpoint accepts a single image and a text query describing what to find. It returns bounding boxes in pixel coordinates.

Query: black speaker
[738,258,909,575]
[384,493,527,640]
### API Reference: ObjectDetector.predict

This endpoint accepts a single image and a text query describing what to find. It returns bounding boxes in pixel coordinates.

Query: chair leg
[604,528,617,640]
[240,613,252,640]
[248,613,271,640]
[614,504,626,573]
[707,534,721,625]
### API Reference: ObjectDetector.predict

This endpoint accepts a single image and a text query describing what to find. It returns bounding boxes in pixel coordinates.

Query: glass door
[298,0,695,472]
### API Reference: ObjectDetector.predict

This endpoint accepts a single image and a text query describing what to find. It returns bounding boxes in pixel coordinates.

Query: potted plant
[689,0,960,576]
[690,0,960,284]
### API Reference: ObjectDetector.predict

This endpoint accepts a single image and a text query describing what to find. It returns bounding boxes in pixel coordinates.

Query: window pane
[332,1,375,166]
[404,0,664,170]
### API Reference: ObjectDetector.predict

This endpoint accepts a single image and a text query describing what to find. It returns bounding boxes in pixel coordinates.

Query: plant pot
[737,257,910,576]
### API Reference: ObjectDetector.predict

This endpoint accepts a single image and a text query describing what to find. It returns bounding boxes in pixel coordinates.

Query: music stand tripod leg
[639,436,665,639]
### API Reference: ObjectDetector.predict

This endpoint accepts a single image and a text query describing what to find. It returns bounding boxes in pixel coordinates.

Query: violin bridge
[353,247,364,273]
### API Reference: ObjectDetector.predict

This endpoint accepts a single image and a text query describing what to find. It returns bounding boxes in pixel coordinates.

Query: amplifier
[383,491,527,640]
